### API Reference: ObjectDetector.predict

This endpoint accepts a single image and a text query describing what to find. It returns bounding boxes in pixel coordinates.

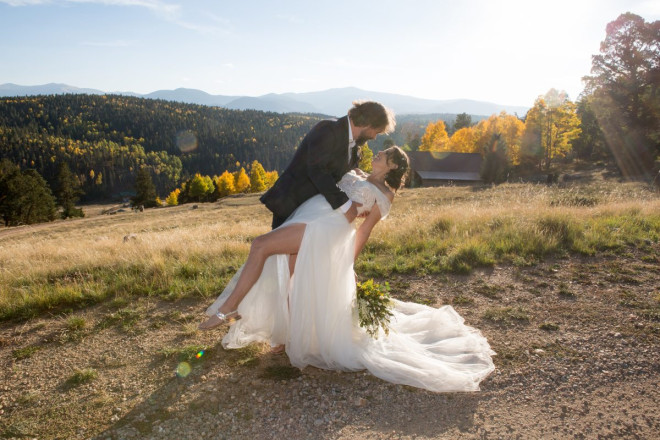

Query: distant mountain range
[0,83,529,116]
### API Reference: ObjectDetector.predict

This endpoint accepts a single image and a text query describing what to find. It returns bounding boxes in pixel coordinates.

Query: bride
[199,146,495,392]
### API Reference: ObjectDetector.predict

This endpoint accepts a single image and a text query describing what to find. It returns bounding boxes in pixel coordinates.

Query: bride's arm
[354,204,382,261]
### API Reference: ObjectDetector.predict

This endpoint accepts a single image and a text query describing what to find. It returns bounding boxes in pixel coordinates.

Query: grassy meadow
[1,169,659,323]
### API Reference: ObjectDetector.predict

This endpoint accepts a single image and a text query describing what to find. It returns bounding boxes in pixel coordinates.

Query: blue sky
[1,0,658,107]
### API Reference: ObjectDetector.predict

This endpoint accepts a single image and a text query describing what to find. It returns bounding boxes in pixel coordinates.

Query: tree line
[414,13,658,183]
[0,156,282,226]
[160,160,279,207]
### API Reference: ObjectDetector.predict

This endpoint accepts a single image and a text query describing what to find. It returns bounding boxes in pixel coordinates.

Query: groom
[260,100,395,229]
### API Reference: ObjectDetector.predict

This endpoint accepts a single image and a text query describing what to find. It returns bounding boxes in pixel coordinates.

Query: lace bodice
[337,170,391,219]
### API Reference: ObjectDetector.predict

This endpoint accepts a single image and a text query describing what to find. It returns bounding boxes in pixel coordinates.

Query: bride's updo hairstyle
[384,146,410,191]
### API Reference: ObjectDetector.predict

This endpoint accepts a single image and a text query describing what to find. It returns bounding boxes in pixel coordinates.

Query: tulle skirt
[206,195,495,392]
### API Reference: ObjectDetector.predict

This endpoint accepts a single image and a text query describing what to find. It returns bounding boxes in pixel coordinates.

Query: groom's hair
[349,100,396,134]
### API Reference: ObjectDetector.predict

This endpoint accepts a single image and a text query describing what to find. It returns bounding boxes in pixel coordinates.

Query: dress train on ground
[206,194,495,392]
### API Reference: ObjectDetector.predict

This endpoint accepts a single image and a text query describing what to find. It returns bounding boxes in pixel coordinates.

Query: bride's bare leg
[199,223,305,329]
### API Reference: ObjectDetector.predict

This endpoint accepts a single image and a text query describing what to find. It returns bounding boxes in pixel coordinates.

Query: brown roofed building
[408,151,483,186]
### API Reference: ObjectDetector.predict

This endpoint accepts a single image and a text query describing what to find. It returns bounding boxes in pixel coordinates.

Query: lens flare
[176,362,191,378]
[176,130,198,153]
[429,151,451,160]
[195,350,205,359]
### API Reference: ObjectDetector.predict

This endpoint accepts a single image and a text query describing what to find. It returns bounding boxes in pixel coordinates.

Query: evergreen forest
[0,94,325,200]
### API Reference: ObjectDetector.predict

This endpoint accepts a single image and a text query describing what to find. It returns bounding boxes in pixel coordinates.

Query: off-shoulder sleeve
[372,186,391,220]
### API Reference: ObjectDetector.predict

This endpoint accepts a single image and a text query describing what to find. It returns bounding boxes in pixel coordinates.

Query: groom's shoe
[198,310,241,330]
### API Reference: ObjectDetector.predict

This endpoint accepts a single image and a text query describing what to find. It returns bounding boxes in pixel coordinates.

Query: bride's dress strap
[372,186,391,219]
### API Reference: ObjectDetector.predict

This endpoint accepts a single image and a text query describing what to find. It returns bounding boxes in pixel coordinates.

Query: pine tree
[583,13,659,177]
[481,134,510,184]
[0,165,57,226]
[55,162,84,219]
[132,167,159,208]
[453,113,473,131]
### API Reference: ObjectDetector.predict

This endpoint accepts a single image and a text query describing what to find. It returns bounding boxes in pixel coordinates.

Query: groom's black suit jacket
[260,116,360,229]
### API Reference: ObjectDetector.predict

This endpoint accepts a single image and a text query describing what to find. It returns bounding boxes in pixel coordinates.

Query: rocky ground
[1,250,659,440]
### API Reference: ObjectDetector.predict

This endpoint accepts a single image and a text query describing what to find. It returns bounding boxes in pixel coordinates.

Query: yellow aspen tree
[234,167,250,193]
[249,160,267,193]
[359,145,373,172]
[472,112,524,165]
[497,113,525,166]
[448,127,478,153]
[166,188,180,206]
[215,170,235,197]
[522,90,581,171]
[419,120,450,152]
[189,173,214,201]
[264,170,279,188]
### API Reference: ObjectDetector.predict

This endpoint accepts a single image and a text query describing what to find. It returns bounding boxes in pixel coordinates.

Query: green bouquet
[356,279,394,338]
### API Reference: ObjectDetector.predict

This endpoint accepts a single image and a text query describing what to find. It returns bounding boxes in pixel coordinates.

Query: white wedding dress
[206,171,495,392]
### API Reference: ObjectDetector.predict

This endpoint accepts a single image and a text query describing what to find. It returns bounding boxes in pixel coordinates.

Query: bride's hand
[344,202,361,223]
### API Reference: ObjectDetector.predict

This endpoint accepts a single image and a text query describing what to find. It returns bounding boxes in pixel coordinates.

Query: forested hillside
[0,95,324,199]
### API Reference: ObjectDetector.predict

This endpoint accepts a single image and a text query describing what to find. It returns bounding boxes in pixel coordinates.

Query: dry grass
[0,196,271,319]
[0,171,658,440]
[362,176,659,275]
[0,172,658,321]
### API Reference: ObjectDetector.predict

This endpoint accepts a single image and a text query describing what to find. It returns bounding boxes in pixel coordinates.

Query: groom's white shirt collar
[347,114,355,163]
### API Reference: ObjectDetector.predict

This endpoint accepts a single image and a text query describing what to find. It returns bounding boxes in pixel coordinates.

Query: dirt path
[1,252,658,439]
